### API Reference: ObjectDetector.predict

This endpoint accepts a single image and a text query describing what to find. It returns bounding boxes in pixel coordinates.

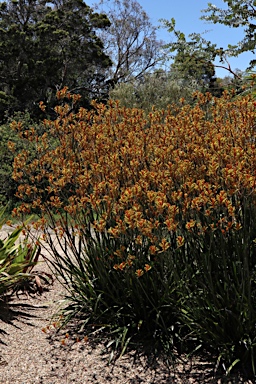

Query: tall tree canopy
[94,0,164,86]
[0,0,112,121]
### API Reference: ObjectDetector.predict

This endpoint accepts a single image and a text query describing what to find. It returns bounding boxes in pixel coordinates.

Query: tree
[201,1,256,68]
[94,0,164,86]
[160,19,226,96]
[171,48,224,97]
[0,0,112,121]
[217,69,244,93]
[161,17,249,98]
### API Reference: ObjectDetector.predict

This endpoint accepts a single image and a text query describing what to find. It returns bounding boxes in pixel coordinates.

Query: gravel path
[0,276,205,384]
[0,227,254,383]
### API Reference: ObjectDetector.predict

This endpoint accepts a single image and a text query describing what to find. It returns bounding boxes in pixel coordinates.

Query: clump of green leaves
[0,207,42,297]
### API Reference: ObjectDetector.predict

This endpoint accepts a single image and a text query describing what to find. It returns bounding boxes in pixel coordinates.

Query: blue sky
[87,0,254,78]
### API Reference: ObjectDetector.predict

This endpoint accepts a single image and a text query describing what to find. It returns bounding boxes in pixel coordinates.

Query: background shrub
[0,112,46,210]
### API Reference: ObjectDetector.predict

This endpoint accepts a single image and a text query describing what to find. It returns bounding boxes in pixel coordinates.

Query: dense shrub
[11,88,256,374]
[109,70,198,112]
[0,112,46,209]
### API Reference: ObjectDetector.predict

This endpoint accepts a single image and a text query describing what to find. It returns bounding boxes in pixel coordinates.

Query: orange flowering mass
[11,88,256,272]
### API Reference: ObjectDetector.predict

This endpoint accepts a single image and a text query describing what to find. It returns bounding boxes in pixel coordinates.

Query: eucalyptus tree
[94,0,164,86]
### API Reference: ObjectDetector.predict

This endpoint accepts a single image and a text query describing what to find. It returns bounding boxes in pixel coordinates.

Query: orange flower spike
[107,227,120,238]
[226,221,233,231]
[144,264,152,272]
[135,235,143,245]
[185,220,197,231]
[217,190,228,205]
[39,101,46,112]
[149,245,158,255]
[93,218,106,232]
[176,236,185,248]
[126,255,135,267]
[165,218,177,232]
[235,222,242,231]
[135,269,144,278]
[159,238,170,252]
[118,262,127,270]
[114,247,125,258]
[124,209,134,227]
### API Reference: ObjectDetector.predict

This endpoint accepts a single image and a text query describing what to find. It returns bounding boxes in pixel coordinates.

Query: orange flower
[93,218,106,232]
[113,262,127,271]
[165,218,177,232]
[149,245,158,255]
[126,255,135,266]
[119,262,127,270]
[39,101,46,112]
[135,269,144,277]
[234,222,242,230]
[176,236,185,248]
[144,264,152,272]
[185,220,196,231]
[159,238,170,252]
[108,227,120,238]
[135,235,143,245]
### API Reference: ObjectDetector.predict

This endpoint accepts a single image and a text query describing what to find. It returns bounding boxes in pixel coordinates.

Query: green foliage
[161,14,254,94]
[0,0,112,121]
[0,207,41,297]
[161,19,226,96]
[43,211,182,360]
[0,111,45,209]
[240,71,256,98]
[175,199,256,375]
[171,50,225,97]
[0,121,17,207]
[201,0,256,68]
[109,69,197,112]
